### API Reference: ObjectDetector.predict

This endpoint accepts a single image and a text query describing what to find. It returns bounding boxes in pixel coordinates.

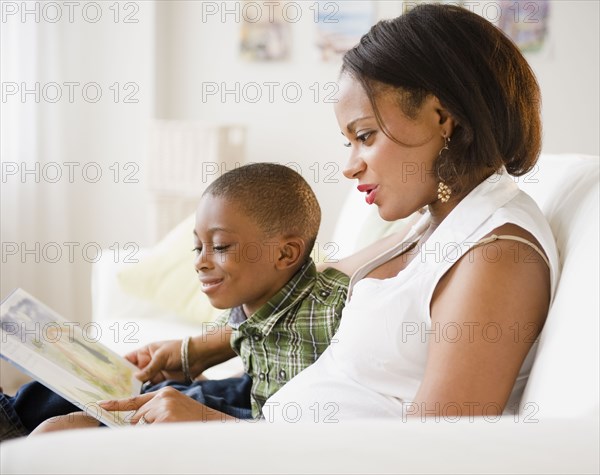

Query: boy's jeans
[0,374,252,441]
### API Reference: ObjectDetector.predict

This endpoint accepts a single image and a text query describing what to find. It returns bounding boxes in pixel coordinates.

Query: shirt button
[319,289,331,298]
[258,373,266,381]
[253,334,261,341]
[279,369,286,379]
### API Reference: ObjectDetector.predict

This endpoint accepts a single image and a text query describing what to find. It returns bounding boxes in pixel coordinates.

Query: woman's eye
[357,132,372,143]
[191,247,202,254]
[342,132,372,148]
[213,245,230,253]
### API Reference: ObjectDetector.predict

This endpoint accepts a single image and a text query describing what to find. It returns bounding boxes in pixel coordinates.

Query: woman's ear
[276,237,305,270]
[431,96,456,137]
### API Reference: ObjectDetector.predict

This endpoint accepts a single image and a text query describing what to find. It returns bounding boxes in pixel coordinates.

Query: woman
[261,3,558,421]
[40,3,560,426]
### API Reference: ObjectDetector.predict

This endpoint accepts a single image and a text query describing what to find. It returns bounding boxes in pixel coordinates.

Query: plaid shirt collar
[228,259,317,337]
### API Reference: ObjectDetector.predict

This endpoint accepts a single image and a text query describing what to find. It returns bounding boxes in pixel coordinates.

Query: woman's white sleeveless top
[263,169,560,422]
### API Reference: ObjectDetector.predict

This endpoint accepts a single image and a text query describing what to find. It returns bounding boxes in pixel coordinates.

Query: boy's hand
[125,328,236,385]
[125,340,186,384]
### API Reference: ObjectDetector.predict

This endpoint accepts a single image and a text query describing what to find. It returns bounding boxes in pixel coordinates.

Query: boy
[123,162,349,420]
[0,163,348,437]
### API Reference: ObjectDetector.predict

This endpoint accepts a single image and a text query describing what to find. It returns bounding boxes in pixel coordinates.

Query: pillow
[117,214,222,324]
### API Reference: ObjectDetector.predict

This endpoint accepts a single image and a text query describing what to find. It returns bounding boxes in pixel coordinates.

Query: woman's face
[334,74,452,221]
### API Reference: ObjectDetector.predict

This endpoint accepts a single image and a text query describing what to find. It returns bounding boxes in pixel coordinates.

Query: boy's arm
[125,324,236,384]
[188,324,237,377]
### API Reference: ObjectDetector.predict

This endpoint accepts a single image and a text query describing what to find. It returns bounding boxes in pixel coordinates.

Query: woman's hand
[29,412,100,436]
[99,387,234,424]
[125,340,187,384]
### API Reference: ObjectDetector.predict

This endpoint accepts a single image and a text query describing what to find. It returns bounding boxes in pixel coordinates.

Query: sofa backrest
[330,182,411,259]
[519,154,599,418]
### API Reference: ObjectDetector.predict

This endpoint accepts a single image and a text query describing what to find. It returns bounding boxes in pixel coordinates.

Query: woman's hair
[342,3,542,193]
[203,163,321,262]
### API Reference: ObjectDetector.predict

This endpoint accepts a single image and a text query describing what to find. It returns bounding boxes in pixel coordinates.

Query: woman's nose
[343,149,366,179]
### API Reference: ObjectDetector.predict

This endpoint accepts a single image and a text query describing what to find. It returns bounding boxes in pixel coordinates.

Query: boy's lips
[199,278,224,294]
[357,184,379,205]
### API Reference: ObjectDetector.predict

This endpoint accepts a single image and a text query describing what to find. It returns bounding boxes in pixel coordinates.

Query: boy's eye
[192,244,230,254]
[213,244,230,253]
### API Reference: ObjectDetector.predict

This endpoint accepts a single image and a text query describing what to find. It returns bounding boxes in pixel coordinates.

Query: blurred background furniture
[145,121,246,243]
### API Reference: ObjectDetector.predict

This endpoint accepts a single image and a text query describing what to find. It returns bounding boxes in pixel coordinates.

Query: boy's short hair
[203,163,321,261]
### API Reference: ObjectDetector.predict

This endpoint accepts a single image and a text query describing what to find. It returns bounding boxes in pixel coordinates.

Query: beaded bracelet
[181,336,192,383]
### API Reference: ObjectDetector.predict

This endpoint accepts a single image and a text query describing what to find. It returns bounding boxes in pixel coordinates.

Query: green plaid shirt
[215,259,348,418]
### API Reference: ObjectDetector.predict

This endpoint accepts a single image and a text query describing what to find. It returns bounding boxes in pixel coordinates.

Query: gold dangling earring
[437,181,452,203]
[437,136,452,203]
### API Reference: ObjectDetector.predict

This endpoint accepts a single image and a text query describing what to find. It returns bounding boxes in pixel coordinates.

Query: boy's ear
[275,237,305,270]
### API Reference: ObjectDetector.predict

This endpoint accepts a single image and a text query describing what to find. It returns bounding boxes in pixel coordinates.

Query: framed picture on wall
[315,1,375,62]
[240,1,292,61]
[496,0,550,54]
[402,0,551,54]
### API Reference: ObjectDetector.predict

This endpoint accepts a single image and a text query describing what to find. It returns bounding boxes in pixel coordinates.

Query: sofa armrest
[2,416,597,474]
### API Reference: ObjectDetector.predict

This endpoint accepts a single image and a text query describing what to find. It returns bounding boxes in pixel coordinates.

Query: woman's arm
[99,387,238,423]
[410,224,551,418]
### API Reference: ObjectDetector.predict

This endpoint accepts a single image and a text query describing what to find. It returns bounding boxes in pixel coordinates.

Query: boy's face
[193,194,288,316]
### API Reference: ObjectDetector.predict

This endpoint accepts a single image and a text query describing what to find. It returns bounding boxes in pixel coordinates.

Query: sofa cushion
[519,154,599,417]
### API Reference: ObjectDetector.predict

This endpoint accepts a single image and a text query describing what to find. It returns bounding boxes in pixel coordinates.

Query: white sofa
[1,154,598,474]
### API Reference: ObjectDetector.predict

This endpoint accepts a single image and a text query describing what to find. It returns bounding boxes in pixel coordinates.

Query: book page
[0,288,143,427]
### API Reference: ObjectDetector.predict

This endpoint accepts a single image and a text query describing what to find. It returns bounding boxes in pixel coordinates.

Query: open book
[0,288,142,428]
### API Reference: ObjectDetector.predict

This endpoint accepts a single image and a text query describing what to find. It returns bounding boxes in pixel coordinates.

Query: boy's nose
[194,248,214,272]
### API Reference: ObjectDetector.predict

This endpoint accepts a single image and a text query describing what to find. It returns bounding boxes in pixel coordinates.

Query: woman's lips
[357,184,378,205]
[199,278,224,294]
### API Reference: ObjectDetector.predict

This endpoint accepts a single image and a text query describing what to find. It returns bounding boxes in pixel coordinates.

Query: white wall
[154,1,363,247]
[1,3,155,311]
[0,2,155,389]
[155,0,600,247]
[527,0,599,155]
